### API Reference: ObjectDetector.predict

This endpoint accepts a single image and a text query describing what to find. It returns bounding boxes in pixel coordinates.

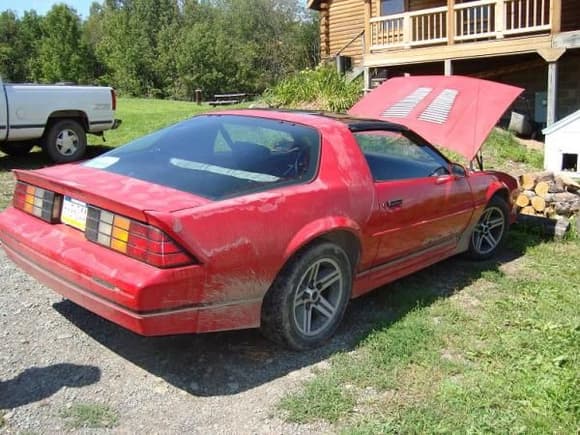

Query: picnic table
[208,93,248,106]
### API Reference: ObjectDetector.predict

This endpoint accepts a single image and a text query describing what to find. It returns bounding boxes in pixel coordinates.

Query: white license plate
[61,196,88,231]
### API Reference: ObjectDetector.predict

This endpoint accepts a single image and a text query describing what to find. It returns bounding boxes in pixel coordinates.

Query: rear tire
[261,241,352,350]
[467,196,509,260]
[43,119,87,163]
[0,142,34,157]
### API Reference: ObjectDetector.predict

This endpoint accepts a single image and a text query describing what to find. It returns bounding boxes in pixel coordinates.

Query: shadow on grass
[52,228,544,398]
[0,145,114,172]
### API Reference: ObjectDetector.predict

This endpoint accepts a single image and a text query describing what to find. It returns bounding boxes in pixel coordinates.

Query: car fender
[282,216,362,264]
[485,180,509,202]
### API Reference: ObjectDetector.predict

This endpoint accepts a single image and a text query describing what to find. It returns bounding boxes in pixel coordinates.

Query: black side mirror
[450,163,467,177]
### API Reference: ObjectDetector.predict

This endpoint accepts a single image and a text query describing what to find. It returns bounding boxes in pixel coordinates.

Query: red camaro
[0,77,520,349]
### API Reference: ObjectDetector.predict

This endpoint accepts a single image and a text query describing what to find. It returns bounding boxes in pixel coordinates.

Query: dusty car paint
[0,110,517,337]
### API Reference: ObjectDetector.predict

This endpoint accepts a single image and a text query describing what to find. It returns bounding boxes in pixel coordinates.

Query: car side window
[354,130,449,181]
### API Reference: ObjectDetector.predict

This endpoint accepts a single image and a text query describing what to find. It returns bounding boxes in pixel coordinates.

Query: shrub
[263,65,362,112]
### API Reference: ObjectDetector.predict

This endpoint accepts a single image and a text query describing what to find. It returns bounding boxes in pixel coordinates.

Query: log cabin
[308,0,580,127]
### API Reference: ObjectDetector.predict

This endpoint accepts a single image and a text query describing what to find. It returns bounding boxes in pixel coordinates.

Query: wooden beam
[364,34,553,67]
[320,2,330,58]
[546,61,558,126]
[550,0,562,34]
[553,30,580,48]
[537,47,566,62]
[447,0,455,45]
[364,0,372,56]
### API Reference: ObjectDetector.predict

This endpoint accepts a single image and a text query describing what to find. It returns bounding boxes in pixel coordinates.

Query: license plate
[61,196,88,231]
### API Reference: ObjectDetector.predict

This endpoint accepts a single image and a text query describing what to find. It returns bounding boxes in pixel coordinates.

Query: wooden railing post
[550,0,562,34]
[447,0,455,44]
[495,0,504,39]
[403,13,412,47]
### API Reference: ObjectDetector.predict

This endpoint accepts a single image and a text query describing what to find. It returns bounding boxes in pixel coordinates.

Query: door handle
[435,175,454,185]
[384,199,403,209]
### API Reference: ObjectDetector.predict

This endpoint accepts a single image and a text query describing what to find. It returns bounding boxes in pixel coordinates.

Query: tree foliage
[0,0,319,99]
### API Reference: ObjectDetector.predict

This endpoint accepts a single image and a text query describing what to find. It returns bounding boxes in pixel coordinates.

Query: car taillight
[13,181,61,223]
[85,206,193,268]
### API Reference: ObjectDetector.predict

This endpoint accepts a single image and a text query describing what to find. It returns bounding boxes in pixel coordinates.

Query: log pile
[515,172,580,238]
[516,172,580,219]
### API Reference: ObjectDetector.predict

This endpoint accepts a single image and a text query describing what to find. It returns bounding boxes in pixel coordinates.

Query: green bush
[263,65,362,112]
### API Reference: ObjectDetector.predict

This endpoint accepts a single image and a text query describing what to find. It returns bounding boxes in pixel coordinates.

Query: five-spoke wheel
[468,196,509,260]
[292,258,344,337]
[261,241,352,350]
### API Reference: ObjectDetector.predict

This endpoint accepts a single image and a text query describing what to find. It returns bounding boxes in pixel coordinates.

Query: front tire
[43,119,87,163]
[0,142,34,157]
[467,196,509,260]
[261,241,352,350]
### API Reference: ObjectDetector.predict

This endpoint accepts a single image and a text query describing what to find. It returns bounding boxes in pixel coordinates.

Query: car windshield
[83,114,320,200]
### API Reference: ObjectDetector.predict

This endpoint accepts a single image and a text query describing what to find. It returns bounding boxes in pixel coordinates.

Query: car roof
[207,108,410,133]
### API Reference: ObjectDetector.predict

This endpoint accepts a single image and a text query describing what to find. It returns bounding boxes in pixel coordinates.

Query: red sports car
[0,77,520,350]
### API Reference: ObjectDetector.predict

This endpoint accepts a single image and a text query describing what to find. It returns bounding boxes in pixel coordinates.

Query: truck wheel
[44,119,87,163]
[261,241,352,350]
[0,142,34,157]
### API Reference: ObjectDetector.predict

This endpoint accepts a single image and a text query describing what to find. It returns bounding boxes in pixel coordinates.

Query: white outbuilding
[543,110,580,176]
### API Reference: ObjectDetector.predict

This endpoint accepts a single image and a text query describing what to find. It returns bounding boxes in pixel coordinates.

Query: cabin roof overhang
[307,0,322,10]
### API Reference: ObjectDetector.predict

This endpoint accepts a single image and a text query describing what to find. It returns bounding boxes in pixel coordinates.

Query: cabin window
[381,0,405,15]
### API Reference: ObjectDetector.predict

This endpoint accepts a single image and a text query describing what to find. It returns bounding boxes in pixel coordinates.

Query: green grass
[439,128,544,172]
[483,128,544,170]
[279,233,580,432]
[91,97,247,147]
[60,402,119,429]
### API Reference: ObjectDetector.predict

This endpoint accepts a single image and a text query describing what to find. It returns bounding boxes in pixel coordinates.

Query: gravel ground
[0,249,389,434]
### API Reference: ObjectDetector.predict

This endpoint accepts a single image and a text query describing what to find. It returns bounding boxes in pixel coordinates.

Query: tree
[37,5,93,83]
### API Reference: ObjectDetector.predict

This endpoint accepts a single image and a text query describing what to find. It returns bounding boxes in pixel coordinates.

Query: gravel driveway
[0,249,389,433]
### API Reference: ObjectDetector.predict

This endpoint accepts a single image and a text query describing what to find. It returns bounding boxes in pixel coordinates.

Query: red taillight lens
[13,181,61,223]
[111,89,117,111]
[85,206,193,268]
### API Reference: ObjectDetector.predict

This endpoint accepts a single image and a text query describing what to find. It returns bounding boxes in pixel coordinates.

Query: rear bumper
[0,208,261,336]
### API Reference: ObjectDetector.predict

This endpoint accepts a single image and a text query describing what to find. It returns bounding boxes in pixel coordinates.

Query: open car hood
[348,75,523,161]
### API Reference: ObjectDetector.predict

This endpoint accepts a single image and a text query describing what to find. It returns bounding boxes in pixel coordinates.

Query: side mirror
[450,163,467,177]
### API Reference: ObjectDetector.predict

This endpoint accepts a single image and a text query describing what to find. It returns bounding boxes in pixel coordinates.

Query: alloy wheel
[471,206,506,255]
[292,258,344,337]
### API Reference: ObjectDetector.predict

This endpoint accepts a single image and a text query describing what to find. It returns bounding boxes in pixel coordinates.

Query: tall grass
[263,65,362,112]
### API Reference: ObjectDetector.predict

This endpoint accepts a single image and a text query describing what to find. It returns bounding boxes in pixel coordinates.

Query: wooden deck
[368,0,555,52]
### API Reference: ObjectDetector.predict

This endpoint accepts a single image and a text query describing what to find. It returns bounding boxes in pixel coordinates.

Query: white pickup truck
[0,78,121,163]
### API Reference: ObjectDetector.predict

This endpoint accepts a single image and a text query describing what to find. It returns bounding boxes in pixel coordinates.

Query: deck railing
[369,0,552,51]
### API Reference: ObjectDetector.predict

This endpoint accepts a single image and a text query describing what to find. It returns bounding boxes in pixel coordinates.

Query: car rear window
[84,115,320,200]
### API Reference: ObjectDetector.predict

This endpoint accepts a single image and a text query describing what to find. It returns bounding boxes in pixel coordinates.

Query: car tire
[467,195,509,260]
[0,142,35,157]
[260,241,352,350]
[43,119,87,163]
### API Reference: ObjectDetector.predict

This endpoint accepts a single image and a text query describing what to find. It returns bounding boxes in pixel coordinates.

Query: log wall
[326,0,366,65]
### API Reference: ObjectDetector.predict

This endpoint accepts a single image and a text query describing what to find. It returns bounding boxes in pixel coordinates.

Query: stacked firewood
[516,172,580,219]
